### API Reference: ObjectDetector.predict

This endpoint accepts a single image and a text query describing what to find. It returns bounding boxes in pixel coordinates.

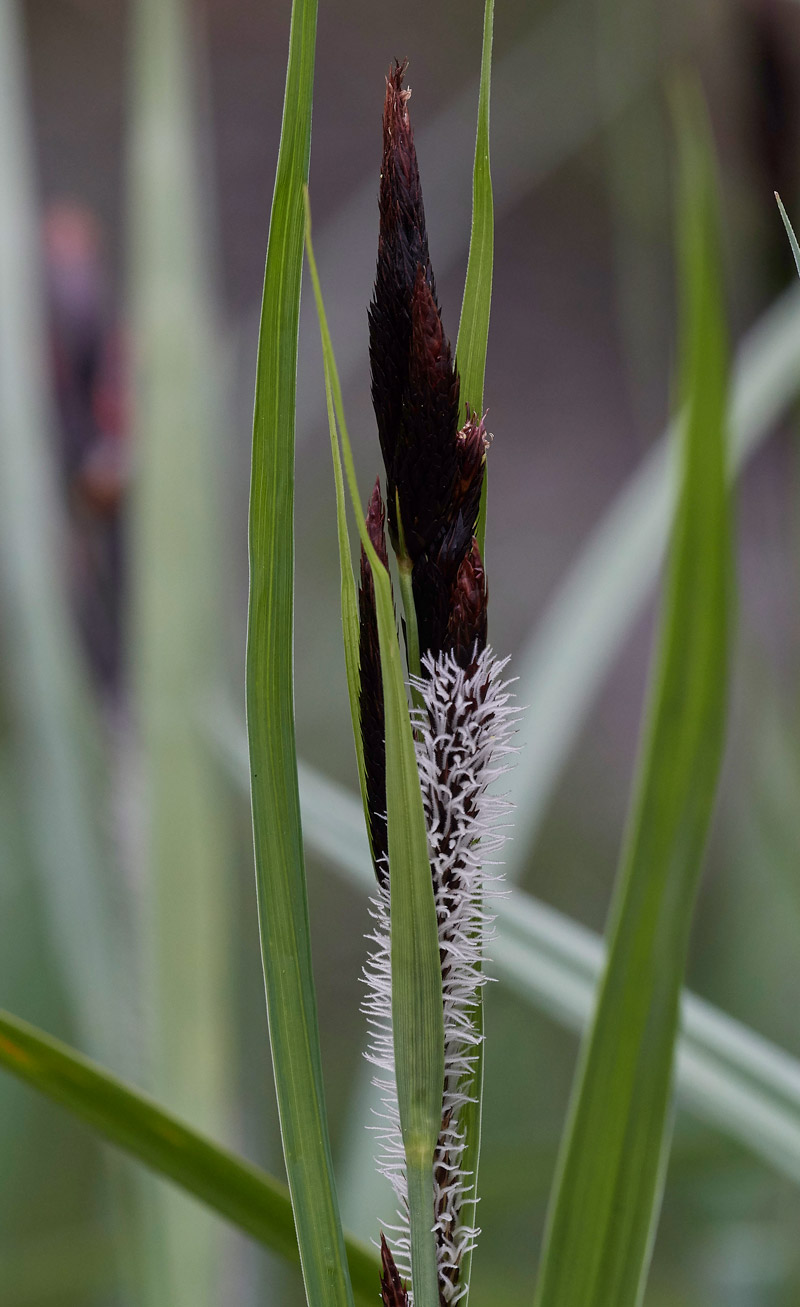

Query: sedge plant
[8,1,800,1306]
[305,55,517,1303]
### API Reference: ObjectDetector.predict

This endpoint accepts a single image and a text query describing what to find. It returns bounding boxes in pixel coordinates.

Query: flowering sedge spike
[358,62,516,1301]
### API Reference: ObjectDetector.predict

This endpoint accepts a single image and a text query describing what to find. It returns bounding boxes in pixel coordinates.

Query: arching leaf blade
[245,2,354,1303]
[532,95,732,1307]
[456,0,495,557]
[452,9,494,1291]
[0,1009,380,1306]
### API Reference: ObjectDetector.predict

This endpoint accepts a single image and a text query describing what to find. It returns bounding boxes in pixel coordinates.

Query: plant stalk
[407,1162,438,1307]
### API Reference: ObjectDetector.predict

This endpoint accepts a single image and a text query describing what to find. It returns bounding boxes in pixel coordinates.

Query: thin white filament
[362,644,518,1302]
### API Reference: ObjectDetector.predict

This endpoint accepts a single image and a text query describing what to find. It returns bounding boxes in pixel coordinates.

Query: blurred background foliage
[3,0,800,1303]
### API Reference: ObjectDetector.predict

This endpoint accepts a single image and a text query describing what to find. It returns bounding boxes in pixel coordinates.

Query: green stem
[407,1162,439,1307]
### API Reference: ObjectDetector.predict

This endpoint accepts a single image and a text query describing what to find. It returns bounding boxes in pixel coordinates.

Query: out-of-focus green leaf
[127,0,232,1301]
[0,738,112,1304]
[0,8,155,1298]
[456,0,494,559]
[305,196,444,1306]
[532,96,731,1307]
[245,2,354,1303]
[505,280,800,880]
[0,1010,381,1306]
[1,1224,115,1305]
[0,0,129,1077]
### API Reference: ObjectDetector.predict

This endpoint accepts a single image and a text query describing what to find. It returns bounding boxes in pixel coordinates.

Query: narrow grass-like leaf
[128,0,231,1300]
[320,304,369,833]
[776,192,800,278]
[452,5,494,1291]
[505,279,800,879]
[532,97,731,1307]
[245,2,354,1303]
[456,0,494,559]
[207,711,800,1197]
[305,199,444,1307]
[0,1010,381,1306]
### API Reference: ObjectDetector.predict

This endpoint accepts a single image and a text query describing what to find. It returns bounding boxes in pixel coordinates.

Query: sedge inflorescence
[357,60,517,1305]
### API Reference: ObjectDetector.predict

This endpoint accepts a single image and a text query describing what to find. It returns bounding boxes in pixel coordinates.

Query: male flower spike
[359,61,517,1305]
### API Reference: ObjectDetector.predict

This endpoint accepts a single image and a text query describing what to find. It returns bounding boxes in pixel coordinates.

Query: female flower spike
[363,648,516,1301]
[359,61,517,1303]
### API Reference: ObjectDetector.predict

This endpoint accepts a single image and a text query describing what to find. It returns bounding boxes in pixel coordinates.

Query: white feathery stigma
[361,643,518,1302]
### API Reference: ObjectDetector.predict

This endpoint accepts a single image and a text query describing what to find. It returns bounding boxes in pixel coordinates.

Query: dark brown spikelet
[414,527,488,669]
[452,409,489,537]
[379,1233,410,1307]
[369,59,427,539]
[358,479,389,887]
[412,512,471,662]
[446,538,488,669]
[368,60,465,563]
[397,266,461,562]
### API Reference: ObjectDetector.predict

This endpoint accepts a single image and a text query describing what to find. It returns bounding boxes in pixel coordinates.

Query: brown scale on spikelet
[410,407,488,665]
[397,268,461,562]
[358,479,390,887]
[369,60,474,574]
[368,60,488,670]
[380,1233,410,1307]
[451,409,489,541]
[446,539,488,670]
[413,524,488,670]
[369,60,430,550]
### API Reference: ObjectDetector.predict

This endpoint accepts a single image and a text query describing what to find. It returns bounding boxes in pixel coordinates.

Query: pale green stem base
[407,1164,438,1307]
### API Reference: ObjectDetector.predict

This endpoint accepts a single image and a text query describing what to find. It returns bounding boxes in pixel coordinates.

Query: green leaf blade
[246,4,354,1304]
[127,0,233,1298]
[533,97,732,1307]
[305,207,444,1306]
[457,0,495,557]
[0,0,131,1082]
[0,1010,381,1306]
[321,308,370,843]
[453,9,494,1294]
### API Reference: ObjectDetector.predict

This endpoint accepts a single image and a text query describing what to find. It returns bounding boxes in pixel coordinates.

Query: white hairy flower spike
[362,643,518,1303]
